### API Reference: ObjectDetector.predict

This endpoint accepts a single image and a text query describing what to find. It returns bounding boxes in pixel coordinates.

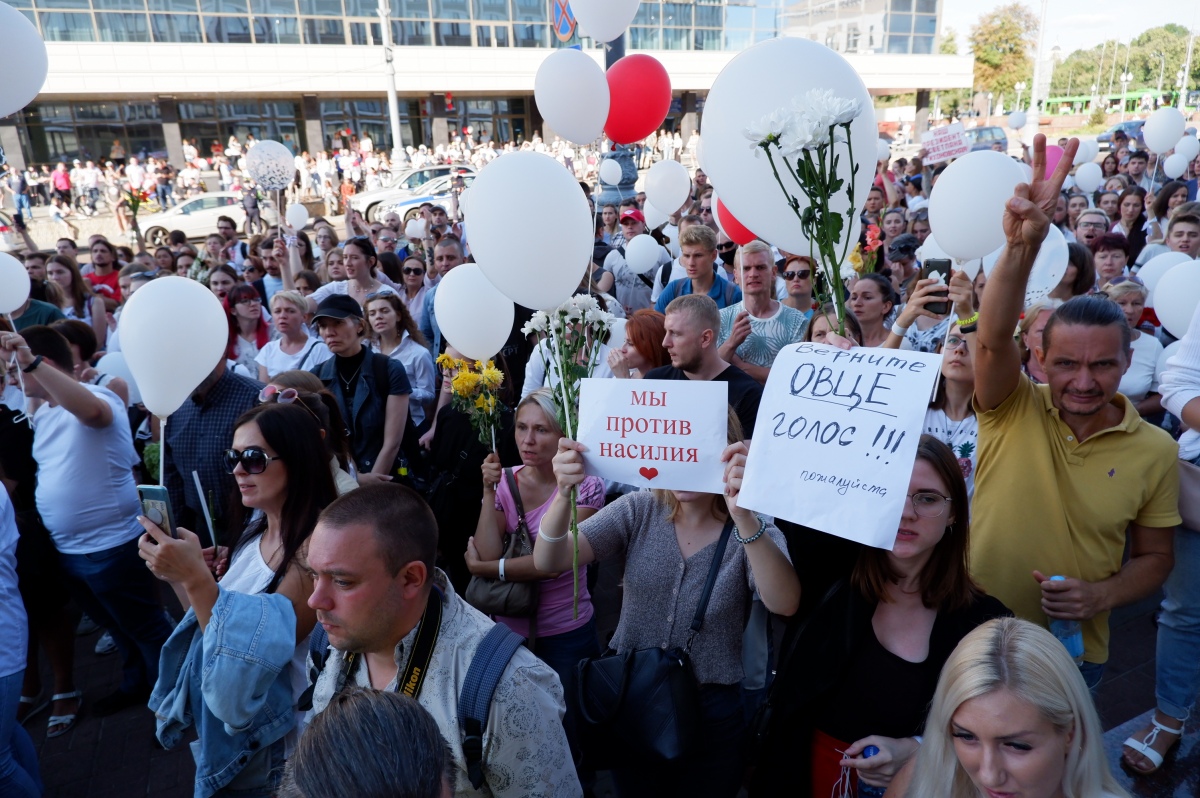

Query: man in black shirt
[644,293,763,437]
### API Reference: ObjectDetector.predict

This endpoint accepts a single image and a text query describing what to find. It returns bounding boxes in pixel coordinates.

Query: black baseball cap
[887,233,920,260]
[312,294,363,321]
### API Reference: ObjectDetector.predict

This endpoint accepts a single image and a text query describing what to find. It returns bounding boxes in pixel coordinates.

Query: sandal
[1122,715,1184,774]
[46,691,83,739]
[18,693,49,725]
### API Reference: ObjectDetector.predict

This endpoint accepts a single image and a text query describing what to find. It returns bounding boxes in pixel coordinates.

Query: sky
[939,0,1199,57]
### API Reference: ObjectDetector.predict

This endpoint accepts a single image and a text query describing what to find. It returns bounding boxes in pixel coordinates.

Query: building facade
[3,0,971,168]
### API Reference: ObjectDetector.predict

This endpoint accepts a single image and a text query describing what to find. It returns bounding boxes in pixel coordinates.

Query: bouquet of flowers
[123,187,152,229]
[745,88,864,334]
[846,223,883,278]
[434,355,505,450]
[520,293,615,617]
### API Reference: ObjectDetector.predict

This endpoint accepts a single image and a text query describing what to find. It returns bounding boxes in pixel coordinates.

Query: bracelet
[21,355,43,374]
[538,529,569,543]
[498,559,506,582]
[957,312,980,327]
[890,322,911,337]
[284,235,299,248]
[957,322,978,334]
[733,516,767,545]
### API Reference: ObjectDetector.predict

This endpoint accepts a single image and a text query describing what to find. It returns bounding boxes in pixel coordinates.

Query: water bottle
[857,745,887,798]
[1047,575,1084,665]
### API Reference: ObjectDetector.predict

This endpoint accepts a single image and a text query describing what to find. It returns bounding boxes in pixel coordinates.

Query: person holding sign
[750,437,1010,797]
[535,414,799,797]
[971,135,1179,693]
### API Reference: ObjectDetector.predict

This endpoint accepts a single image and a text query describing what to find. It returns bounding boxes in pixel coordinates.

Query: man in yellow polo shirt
[971,135,1179,691]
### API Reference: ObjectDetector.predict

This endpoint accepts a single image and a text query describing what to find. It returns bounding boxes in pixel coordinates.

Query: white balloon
[1143,107,1187,154]
[598,159,623,185]
[1136,251,1193,305]
[1157,340,1182,387]
[624,234,662,275]
[916,234,951,263]
[877,139,891,162]
[285,203,309,230]
[405,218,427,239]
[570,0,640,43]
[701,37,876,255]
[534,48,610,146]
[1154,262,1200,339]
[458,187,470,217]
[695,138,706,171]
[1073,162,1103,193]
[118,277,227,417]
[929,151,1025,261]
[433,264,515,361]
[244,140,295,191]
[1074,139,1100,165]
[643,201,670,230]
[0,252,30,314]
[95,353,141,407]
[1017,162,1034,183]
[0,4,48,118]
[470,152,593,311]
[1176,135,1200,163]
[607,318,628,351]
[1022,224,1069,307]
[644,160,691,217]
[1008,111,1027,130]
[1163,153,1188,180]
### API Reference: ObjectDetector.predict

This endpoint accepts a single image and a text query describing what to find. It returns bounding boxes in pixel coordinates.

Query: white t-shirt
[923,407,979,504]
[254,336,332,379]
[309,280,397,307]
[1119,331,1163,403]
[0,489,27,679]
[220,536,311,751]
[34,384,142,554]
[521,339,614,399]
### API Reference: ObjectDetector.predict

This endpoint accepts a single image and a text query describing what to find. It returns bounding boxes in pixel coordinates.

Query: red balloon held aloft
[716,199,757,246]
[604,54,672,145]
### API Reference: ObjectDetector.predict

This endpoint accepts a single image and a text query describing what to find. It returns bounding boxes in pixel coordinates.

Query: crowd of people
[0,125,1199,798]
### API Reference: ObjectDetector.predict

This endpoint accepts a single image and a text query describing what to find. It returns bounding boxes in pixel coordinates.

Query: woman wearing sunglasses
[778,255,815,317]
[139,403,338,797]
[398,256,429,330]
[751,437,1010,797]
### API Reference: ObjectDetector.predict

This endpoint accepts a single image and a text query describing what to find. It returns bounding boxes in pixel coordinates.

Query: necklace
[339,363,362,394]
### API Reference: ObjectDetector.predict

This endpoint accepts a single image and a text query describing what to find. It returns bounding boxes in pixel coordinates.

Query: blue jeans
[612,683,746,798]
[1156,526,1200,721]
[1079,661,1105,693]
[58,535,174,694]
[0,670,42,798]
[531,617,600,767]
[13,193,30,222]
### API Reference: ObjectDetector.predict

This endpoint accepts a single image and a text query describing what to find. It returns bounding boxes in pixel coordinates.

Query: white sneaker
[76,615,99,636]
[94,631,117,655]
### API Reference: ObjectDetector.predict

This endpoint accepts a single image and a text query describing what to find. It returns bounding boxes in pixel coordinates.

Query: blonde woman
[255,291,331,381]
[889,617,1128,798]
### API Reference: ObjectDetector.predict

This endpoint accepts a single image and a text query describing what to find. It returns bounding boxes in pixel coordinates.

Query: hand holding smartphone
[920,258,952,316]
[138,485,177,539]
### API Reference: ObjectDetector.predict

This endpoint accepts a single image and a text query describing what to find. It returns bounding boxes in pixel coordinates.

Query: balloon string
[159,414,167,487]
[2,313,31,428]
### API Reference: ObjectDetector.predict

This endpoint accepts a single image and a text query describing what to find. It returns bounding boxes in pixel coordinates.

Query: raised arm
[533,439,598,573]
[975,135,1078,412]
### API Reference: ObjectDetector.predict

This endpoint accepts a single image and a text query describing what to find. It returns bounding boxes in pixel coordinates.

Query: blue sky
[939,0,1198,57]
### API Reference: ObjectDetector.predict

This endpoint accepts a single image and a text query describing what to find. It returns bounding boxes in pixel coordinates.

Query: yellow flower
[474,394,488,410]
[481,365,504,390]
[451,371,482,396]
[848,244,865,274]
[435,353,454,369]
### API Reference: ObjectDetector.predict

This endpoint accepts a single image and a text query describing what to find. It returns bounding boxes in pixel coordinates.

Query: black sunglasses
[223,447,282,474]
[402,266,425,275]
[717,243,737,252]
[780,269,811,280]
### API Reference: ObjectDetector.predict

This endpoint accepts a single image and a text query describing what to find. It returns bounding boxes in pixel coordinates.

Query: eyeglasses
[781,269,811,281]
[1078,222,1108,230]
[222,446,282,474]
[909,210,929,221]
[402,267,425,276]
[236,296,262,305]
[259,384,323,425]
[907,491,952,518]
[944,335,968,351]
[717,243,737,252]
[699,206,713,214]
[378,236,397,244]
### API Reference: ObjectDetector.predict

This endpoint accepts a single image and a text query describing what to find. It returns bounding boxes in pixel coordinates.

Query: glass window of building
[435,20,470,45]
[298,0,341,14]
[303,16,344,42]
[96,12,152,41]
[148,0,201,11]
[150,13,204,40]
[39,12,96,41]
[255,15,301,41]
[200,0,248,12]
[204,15,253,41]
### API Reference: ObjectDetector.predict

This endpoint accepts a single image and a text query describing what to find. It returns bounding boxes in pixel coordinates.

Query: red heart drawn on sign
[639,467,659,480]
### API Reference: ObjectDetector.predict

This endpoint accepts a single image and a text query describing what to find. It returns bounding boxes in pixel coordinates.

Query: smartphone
[138,485,178,539]
[921,258,952,316]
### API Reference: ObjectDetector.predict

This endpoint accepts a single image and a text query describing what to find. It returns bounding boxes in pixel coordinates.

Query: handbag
[464,468,539,620]
[1178,458,1200,531]
[575,518,734,766]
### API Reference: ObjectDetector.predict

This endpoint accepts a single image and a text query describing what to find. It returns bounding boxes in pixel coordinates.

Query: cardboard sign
[921,122,970,164]
[737,343,942,549]
[576,378,729,493]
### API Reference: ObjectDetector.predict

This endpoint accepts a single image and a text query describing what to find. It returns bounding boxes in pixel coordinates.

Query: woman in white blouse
[1106,280,1162,417]
[365,292,436,430]
[256,291,331,381]
[302,237,396,313]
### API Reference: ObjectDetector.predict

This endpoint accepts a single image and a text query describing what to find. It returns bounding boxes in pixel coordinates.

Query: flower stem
[570,485,580,620]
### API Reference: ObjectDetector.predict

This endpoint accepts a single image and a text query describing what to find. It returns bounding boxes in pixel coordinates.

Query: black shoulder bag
[464,468,539,623]
[576,517,734,766]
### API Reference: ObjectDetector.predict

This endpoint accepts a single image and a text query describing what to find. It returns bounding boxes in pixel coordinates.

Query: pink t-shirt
[494,466,606,638]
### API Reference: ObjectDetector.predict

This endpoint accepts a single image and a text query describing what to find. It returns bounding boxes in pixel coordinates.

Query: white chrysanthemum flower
[779,111,818,158]
[585,308,611,326]
[743,107,791,152]
[840,260,859,282]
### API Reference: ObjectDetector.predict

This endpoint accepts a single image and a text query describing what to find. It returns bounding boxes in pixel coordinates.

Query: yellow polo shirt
[970,377,1180,664]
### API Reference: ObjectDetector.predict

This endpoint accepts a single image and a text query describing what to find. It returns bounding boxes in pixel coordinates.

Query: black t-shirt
[643,363,763,438]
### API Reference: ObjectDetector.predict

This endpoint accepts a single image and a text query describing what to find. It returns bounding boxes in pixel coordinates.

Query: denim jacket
[150,587,298,798]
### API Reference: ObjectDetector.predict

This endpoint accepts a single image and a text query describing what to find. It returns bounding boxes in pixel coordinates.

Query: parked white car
[139,192,278,246]
[351,164,476,221]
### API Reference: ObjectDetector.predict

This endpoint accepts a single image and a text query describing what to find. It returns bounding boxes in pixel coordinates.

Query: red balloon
[604,55,672,145]
[716,199,757,246]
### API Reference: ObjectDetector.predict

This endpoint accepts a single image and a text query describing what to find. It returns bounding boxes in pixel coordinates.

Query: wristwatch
[22,355,43,373]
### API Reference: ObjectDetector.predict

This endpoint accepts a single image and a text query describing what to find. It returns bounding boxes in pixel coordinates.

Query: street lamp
[1015,81,1027,112]
[1153,51,1168,106]
[987,92,994,125]
[1119,72,1133,122]
[1090,83,1098,111]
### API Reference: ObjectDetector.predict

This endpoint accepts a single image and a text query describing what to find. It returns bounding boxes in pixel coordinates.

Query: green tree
[1047,25,1196,104]
[940,27,959,55]
[969,3,1039,97]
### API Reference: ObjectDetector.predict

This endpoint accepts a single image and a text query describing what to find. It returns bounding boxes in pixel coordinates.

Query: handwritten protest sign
[921,122,970,164]
[576,378,728,493]
[737,343,942,549]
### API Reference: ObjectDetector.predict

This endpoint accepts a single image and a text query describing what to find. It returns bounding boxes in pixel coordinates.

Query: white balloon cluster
[1143,108,1186,154]
[244,140,296,191]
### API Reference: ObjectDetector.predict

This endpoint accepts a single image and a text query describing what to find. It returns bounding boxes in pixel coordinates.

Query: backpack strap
[458,624,525,790]
[297,623,331,712]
